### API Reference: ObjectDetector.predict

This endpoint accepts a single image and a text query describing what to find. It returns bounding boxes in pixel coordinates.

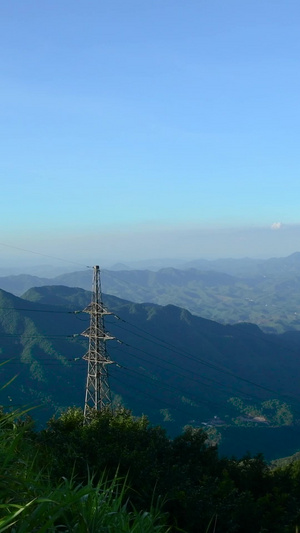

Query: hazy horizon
[1,225,300,276]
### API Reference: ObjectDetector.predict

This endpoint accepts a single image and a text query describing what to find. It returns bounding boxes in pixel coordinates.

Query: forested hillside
[1,285,300,460]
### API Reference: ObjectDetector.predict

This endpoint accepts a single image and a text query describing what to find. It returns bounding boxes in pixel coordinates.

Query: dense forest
[2,404,300,532]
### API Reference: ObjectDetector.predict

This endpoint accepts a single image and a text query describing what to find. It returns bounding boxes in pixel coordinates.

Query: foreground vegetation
[0,407,170,532]
[2,405,300,532]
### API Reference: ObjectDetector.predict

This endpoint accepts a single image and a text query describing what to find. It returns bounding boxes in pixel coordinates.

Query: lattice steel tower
[82,265,114,420]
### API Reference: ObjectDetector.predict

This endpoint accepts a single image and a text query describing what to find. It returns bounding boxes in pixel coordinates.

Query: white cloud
[271,222,282,230]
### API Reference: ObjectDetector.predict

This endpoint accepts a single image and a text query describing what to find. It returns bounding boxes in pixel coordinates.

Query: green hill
[1,285,300,459]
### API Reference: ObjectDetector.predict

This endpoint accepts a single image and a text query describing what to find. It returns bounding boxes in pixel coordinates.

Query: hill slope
[1,285,300,459]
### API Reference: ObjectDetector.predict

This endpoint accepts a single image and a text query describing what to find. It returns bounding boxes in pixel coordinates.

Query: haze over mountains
[2,252,300,333]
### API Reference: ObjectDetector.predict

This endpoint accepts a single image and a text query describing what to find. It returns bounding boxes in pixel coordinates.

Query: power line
[2,339,300,421]
[110,340,300,419]
[108,316,300,407]
[0,334,81,339]
[1,302,299,410]
[109,362,300,422]
[111,342,255,401]
[0,306,83,314]
[0,242,92,269]
[1,301,299,411]
[0,356,85,365]
[117,364,222,411]
[109,319,276,394]
[110,373,194,418]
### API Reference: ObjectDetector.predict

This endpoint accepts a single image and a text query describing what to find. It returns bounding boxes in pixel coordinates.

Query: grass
[0,405,170,532]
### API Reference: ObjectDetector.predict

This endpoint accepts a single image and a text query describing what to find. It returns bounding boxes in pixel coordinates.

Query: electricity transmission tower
[82,265,114,420]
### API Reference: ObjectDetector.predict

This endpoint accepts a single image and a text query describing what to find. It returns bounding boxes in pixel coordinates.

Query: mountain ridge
[1,254,300,332]
[0,285,300,459]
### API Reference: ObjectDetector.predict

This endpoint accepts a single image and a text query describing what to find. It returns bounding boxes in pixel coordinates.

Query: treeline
[2,406,300,532]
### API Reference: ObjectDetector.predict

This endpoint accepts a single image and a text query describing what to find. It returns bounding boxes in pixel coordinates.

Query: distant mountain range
[1,284,300,460]
[108,252,300,275]
[1,252,300,332]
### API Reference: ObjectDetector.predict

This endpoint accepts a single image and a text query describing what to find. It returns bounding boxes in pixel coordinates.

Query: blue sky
[1,1,300,268]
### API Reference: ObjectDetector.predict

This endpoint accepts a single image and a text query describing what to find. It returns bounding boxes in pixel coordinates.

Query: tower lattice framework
[82,265,114,420]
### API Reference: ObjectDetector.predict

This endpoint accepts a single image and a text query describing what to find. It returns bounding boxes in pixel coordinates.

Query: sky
[1,0,300,269]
